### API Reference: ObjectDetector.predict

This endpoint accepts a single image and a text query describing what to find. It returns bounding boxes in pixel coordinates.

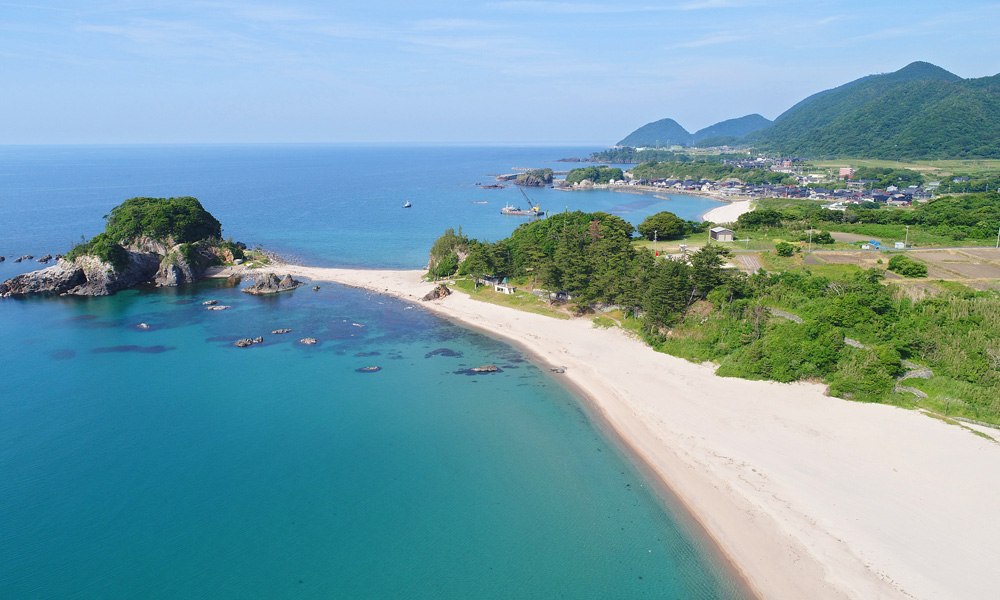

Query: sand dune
[215,264,1000,600]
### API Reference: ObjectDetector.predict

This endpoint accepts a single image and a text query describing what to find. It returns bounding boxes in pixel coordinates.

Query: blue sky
[3,0,999,144]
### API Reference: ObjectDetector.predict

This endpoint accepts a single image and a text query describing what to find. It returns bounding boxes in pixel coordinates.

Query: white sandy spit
[217,265,1000,600]
[703,200,754,224]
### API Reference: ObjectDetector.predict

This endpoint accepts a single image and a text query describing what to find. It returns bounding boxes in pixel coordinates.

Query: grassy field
[809,158,1000,178]
[451,279,571,319]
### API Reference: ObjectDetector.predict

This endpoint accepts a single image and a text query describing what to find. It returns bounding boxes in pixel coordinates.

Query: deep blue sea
[0,145,748,599]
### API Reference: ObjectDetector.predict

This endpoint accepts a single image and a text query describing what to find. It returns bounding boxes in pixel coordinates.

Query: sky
[3,0,1000,145]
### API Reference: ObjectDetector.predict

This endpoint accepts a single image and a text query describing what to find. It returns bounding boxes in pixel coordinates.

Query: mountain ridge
[617,62,1000,159]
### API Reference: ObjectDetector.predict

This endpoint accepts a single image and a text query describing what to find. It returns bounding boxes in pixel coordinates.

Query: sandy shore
[702,199,754,224]
[213,265,1000,599]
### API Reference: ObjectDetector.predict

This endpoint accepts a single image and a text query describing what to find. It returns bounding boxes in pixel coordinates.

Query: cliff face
[1,241,225,298]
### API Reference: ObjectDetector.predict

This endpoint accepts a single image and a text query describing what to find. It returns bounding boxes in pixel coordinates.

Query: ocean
[0,145,749,599]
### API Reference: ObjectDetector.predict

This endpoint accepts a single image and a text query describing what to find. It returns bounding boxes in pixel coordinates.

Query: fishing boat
[403,201,411,208]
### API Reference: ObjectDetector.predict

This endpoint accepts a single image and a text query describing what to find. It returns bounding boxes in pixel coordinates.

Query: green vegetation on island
[65,196,232,270]
[515,168,554,186]
[564,165,625,185]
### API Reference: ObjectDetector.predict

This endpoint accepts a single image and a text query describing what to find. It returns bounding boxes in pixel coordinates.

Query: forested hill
[618,118,693,147]
[614,61,1000,159]
[746,61,1000,159]
[617,114,772,147]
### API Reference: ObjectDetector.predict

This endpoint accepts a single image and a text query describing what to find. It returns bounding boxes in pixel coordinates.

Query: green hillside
[692,114,771,144]
[748,62,1000,159]
[618,118,692,147]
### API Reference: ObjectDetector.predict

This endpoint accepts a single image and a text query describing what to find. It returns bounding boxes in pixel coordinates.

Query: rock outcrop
[68,252,162,296]
[153,243,215,287]
[421,284,451,301]
[0,260,85,297]
[242,273,302,295]
[472,364,499,372]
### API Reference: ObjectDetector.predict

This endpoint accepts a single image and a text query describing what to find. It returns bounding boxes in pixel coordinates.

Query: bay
[0,145,747,599]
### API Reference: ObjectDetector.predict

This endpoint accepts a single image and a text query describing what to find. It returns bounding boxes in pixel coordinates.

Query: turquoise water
[0,146,748,599]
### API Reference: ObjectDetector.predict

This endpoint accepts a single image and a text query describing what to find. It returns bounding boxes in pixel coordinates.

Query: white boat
[403,201,411,208]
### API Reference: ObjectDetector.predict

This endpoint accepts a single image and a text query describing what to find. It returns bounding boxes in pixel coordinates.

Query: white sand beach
[216,265,1000,600]
[703,200,754,224]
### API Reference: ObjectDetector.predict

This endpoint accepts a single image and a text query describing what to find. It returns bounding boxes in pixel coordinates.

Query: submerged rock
[225,274,242,287]
[312,285,320,291]
[356,366,381,373]
[202,299,219,306]
[271,328,292,334]
[242,272,302,295]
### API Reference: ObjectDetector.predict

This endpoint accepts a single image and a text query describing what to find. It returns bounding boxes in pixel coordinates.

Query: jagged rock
[203,299,219,305]
[299,337,318,345]
[138,323,150,329]
[235,338,255,347]
[472,364,498,372]
[312,286,320,291]
[36,254,53,263]
[206,305,230,311]
[154,243,213,287]
[65,252,161,296]
[54,254,62,261]
[0,256,5,262]
[242,272,302,295]
[271,328,292,334]
[0,260,85,297]
[14,255,32,263]
[550,366,566,374]
[421,284,451,301]
[253,336,263,343]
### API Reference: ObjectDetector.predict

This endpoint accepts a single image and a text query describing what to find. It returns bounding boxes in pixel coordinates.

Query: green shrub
[887,255,928,277]
[775,241,795,257]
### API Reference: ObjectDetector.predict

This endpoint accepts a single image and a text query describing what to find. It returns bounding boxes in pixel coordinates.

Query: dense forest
[631,160,798,185]
[429,197,1000,422]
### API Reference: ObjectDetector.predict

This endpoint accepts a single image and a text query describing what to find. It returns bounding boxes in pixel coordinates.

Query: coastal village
[591,156,938,208]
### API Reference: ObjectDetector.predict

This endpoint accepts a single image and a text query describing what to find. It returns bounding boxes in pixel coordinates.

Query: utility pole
[905,225,909,248]
[995,225,999,249]
[654,230,657,257]
[808,226,813,252]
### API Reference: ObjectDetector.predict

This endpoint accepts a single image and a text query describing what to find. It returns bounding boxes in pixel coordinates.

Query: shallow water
[0,146,748,599]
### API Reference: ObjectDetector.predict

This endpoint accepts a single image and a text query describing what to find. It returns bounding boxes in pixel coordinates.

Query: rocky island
[0,196,246,297]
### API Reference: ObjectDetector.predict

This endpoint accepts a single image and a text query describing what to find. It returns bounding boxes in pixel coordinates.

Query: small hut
[710,226,735,242]
[494,277,516,295]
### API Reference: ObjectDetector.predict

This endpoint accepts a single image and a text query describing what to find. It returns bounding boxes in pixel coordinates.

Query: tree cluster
[564,166,625,185]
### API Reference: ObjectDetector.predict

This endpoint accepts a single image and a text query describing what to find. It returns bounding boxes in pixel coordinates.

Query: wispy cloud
[489,0,757,12]
[0,2,71,10]
[669,32,744,49]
